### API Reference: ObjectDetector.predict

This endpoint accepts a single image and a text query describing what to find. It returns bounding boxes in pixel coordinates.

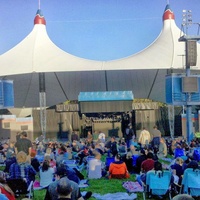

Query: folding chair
[132,155,139,166]
[62,159,77,168]
[144,170,172,199]
[181,168,200,197]
[193,147,200,162]
[105,157,114,170]
[174,148,185,158]
[6,178,33,199]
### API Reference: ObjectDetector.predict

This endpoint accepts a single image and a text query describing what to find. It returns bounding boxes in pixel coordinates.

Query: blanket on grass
[122,181,143,193]
[92,192,137,200]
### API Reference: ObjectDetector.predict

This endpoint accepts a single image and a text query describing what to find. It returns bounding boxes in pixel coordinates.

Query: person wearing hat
[44,165,92,200]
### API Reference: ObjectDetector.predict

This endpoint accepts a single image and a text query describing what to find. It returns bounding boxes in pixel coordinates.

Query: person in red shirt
[141,152,155,173]
[136,152,155,186]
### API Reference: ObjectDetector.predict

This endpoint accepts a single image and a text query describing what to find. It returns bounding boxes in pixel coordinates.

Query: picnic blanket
[92,192,137,200]
[122,181,143,192]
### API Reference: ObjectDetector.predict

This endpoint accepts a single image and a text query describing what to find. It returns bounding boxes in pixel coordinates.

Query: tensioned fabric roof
[0,4,200,107]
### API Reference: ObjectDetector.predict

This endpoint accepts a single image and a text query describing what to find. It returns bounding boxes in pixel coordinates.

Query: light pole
[179,10,200,142]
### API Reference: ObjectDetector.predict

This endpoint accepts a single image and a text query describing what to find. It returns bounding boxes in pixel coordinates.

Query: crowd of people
[0,126,198,199]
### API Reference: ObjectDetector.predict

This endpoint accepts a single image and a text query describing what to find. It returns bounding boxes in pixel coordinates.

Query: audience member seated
[37,142,45,155]
[94,142,104,155]
[30,151,40,172]
[136,152,155,185]
[118,138,127,153]
[45,155,56,169]
[64,165,81,184]
[56,145,69,166]
[44,165,92,200]
[157,137,167,159]
[182,155,194,171]
[169,139,177,155]
[57,177,72,200]
[97,131,105,143]
[44,147,54,160]
[4,155,16,173]
[105,136,118,157]
[0,176,15,200]
[133,149,147,174]
[129,145,139,156]
[141,152,155,173]
[146,147,158,161]
[124,152,134,174]
[170,157,184,186]
[186,160,199,170]
[137,161,164,186]
[130,138,140,150]
[77,145,90,165]
[9,151,36,187]
[39,159,55,188]
[109,153,130,179]
[5,141,15,159]
[87,150,106,179]
[67,147,73,160]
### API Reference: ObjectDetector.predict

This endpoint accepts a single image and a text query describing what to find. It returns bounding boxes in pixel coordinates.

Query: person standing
[16,132,21,142]
[124,124,134,149]
[138,127,151,148]
[110,136,118,157]
[86,131,93,144]
[151,125,161,148]
[98,131,106,143]
[71,131,79,142]
[15,131,32,162]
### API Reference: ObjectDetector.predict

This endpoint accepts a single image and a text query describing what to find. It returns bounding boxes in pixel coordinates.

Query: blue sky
[0,0,200,61]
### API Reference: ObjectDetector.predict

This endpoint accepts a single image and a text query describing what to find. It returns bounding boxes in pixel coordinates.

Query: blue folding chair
[144,170,172,199]
[174,148,185,158]
[193,148,200,162]
[181,168,200,197]
[105,157,114,169]
[132,155,139,166]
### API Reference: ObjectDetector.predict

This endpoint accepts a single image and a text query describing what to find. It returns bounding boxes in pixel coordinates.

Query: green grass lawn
[32,174,144,200]
[1,155,174,200]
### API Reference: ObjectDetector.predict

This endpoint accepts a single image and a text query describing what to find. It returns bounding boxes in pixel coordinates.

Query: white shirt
[39,167,54,187]
[98,132,105,142]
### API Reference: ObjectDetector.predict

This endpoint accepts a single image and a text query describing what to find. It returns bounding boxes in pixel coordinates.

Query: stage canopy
[0,5,199,107]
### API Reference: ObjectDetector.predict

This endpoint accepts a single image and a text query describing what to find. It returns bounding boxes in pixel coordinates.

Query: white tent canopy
[0,5,199,107]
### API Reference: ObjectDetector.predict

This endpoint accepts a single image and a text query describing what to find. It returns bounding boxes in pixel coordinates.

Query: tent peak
[34,9,46,25]
[163,4,175,21]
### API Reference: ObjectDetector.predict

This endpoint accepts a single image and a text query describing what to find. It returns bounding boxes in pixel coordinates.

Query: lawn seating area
[0,155,176,200]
